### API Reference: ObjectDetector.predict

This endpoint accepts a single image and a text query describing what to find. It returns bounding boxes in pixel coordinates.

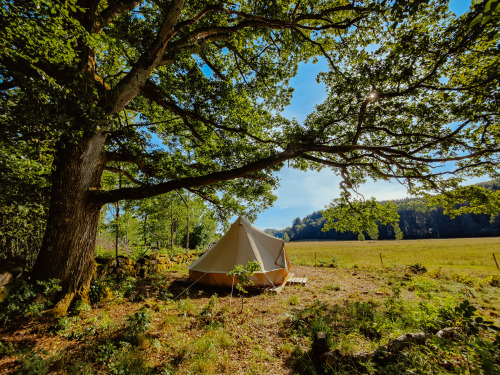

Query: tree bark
[31,130,107,316]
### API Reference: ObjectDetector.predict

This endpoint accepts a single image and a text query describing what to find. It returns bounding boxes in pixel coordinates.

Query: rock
[0,271,13,287]
[0,259,24,302]
[385,332,429,351]
[0,257,23,284]
[436,327,460,339]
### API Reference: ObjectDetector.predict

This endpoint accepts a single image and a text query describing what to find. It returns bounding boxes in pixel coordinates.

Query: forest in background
[0,163,221,269]
[266,180,500,241]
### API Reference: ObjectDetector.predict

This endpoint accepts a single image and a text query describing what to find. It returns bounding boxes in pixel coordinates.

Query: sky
[253,0,478,230]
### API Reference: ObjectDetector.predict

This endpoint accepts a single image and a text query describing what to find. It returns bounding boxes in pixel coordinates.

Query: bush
[485,274,500,287]
[285,297,500,375]
[125,307,152,345]
[407,263,427,274]
[89,279,108,305]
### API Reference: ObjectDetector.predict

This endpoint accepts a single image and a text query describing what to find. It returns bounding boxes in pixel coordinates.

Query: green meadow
[287,237,500,275]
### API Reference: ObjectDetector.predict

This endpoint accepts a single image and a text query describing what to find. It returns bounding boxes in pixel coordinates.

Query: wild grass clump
[485,274,500,287]
[324,283,341,291]
[91,340,154,375]
[57,308,157,374]
[177,296,196,317]
[317,256,341,268]
[427,269,500,290]
[197,294,227,329]
[288,294,299,305]
[168,328,234,373]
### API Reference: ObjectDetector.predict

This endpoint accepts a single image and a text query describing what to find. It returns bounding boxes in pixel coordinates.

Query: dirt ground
[1,265,498,374]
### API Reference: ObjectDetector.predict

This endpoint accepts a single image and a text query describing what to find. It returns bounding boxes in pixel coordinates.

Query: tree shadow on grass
[167,278,267,300]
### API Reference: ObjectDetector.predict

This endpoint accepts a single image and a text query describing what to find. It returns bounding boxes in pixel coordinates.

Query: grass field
[1,238,500,374]
[286,237,500,275]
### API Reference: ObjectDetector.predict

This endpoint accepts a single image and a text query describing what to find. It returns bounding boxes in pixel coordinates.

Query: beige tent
[188,216,290,287]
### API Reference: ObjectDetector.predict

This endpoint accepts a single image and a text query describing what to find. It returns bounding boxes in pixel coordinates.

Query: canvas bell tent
[188,217,290,286]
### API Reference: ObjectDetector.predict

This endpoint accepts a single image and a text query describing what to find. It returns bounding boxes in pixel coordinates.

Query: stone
[0,271,13,287]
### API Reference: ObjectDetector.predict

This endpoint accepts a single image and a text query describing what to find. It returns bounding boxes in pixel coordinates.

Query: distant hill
[268,180,500,241]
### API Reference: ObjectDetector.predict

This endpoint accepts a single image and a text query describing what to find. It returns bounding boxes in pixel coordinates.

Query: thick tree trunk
[31,131,107,316]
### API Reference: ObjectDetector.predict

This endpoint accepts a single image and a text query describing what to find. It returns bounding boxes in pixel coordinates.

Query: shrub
[89,279,108,305]
[125,307,152,345]
[199,293,218,318]
[317,256,340,268]
[227,261,261,312]
[0,278,61,324]
[73,300,91,314]
[407,263,427,274]
[409,276,438,296]
[485,274,500,287]
[0,341,17,355]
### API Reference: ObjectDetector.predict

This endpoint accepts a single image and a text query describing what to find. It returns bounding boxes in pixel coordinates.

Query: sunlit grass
[286,237,500,275]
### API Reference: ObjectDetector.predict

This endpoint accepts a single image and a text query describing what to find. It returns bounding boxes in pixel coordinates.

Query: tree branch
[140,81,281,145]
[106,151,155,176]
[95,0,143,33]
[93,146,300,204]
[104,0,185,115]
[104,166,145,185]
[139,83,205,142]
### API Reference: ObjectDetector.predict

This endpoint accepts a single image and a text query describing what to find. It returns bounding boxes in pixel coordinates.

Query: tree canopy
[2,0,498,214]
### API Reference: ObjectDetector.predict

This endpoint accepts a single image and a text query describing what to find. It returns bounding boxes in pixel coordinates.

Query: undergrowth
[0,278,61,324]
[283,285,500,374]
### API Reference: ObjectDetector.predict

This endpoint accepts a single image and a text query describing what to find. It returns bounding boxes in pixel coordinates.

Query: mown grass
[287,237,500,275]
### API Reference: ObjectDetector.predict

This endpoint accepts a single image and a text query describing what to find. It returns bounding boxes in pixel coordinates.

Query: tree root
[48,283,91,317]
[50,292,75,318]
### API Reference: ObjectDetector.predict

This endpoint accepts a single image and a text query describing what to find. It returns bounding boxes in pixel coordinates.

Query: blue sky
[253,0,478,230]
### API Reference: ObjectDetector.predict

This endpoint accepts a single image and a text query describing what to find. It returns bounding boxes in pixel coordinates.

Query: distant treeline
[267,180,500,241]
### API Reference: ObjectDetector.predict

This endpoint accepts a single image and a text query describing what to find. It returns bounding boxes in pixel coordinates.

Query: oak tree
[1,0,498,315]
